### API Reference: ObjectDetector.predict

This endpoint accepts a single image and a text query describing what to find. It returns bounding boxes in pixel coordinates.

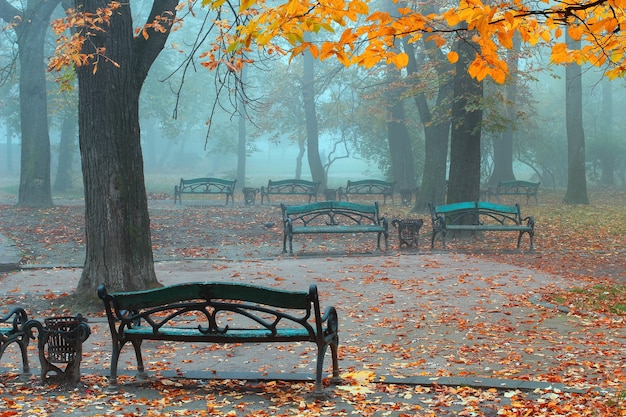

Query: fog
[1,2,626,196]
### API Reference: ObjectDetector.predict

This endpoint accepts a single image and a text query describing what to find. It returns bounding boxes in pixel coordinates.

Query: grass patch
[549,284,626,315]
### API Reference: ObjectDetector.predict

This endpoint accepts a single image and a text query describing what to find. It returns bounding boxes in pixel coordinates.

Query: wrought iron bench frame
[492,180,540,204]
[174,177,236,205]
[281,201,389,255]
[98,282,340,397]
[0,307,30,374]
[429,201,535,251]
[260,179,320,204]
[338,179,396,204]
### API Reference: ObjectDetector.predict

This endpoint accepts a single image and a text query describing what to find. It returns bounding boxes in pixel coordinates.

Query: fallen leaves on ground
[0,190,625,415]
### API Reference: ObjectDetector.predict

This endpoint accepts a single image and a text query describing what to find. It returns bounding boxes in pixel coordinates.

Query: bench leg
[18,337,30,374]
[131,339,148,379]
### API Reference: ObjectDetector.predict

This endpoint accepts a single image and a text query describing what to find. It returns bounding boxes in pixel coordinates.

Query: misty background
[0,1,624,198]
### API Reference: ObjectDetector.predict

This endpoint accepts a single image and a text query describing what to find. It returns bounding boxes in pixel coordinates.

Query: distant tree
[563,36,589,204]
[0,0,60,207]
[303,35,326,189]
[488,36,521,186]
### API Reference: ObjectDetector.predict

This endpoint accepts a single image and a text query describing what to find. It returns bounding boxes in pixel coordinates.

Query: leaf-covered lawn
[0,190,625,416]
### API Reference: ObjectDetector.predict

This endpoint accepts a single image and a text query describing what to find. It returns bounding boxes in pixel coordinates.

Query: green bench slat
[124,327,311,339]
[291,226,386,234]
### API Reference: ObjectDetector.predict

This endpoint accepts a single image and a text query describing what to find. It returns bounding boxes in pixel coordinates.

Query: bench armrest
[0,307,28,332]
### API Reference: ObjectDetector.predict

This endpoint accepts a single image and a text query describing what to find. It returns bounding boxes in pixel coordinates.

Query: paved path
[2,243,608,415]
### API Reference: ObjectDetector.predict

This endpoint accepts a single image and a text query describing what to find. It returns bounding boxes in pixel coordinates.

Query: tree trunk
[448,36,483,204]
[0,0,61,207]
[295,140,305,179]
[76,0,179,295]
[598,79,615,186]
[387,100,415,190]
[386,68,416,192]
[403,37,452,212]
[563,37,589,205]
[236,65,247,190]
[53,114,77,193]
[488,36,520,186]
[302,36,326,188]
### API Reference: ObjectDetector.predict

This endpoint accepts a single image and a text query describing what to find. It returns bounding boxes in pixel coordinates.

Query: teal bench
[0,307,30,373]
[493,180,540,204]
[98,282,340,396]
[338,179,395,204]
[174,177,236,205]
[281,201,389,254]
[429,201,535,251]
[260,179,320,204]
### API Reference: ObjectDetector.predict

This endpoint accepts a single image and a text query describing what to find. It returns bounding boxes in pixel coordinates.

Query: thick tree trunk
[403,37,452,212]
[76,0,179,295]
[302,39,326,188]
[563,37,589,205]
[448,37,483,204]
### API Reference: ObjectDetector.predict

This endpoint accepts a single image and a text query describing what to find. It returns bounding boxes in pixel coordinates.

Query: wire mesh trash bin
[25,314,90,384]
[391,218,423,249]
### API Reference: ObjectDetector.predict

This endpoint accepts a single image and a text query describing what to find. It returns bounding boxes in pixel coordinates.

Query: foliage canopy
[198,0,626,83]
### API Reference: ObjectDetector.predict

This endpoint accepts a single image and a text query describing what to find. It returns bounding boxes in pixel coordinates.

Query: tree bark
[76,0,179,295]
[563,37,589,205]
[0,0,60,207]
[386,69,416,192]
[53,113,77,193]
[448,36,483,204]
[489,36,520,186]
[237,66,247,190]
[403,39,452,211]
[302,36,326,188]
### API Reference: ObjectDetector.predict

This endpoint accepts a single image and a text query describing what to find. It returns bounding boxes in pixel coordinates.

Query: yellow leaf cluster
[51,0,626,85]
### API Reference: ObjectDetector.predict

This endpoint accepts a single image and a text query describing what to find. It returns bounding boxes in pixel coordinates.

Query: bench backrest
[282,201,382,226]
[179,177,236,193]
[345,179,394,194]
[430,201,522,225]
[266,179,320,193]
[98,283,323,337]
[497,180,540,192]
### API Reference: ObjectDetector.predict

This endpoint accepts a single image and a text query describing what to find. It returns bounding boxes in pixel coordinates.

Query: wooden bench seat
[98,282,340,397]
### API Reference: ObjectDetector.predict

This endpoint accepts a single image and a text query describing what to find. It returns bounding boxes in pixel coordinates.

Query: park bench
[97,282,340,396]
[491,180,540,204]
[281,201,389,255]
[0,307,30,373]
[260,179,320,204]
[429,201,535,251]
[174,177,236,205]
[338,179,395,204]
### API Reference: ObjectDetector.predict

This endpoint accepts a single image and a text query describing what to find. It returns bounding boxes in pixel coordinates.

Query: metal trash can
[26,314,90,384]
[391,218,423,249]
